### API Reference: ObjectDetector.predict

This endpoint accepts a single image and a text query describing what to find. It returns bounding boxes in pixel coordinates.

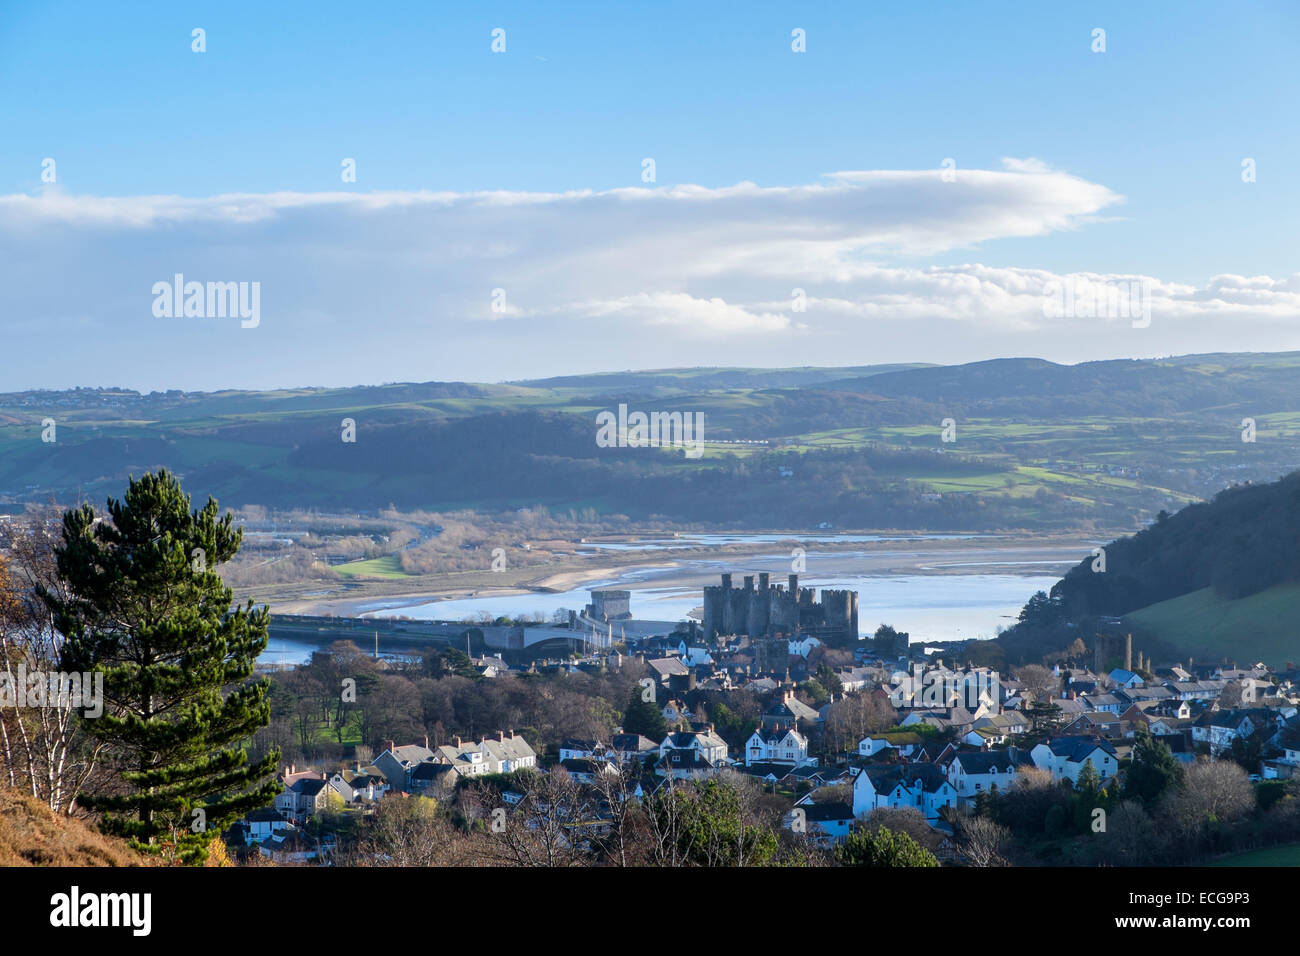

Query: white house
[1108,668,1144,689]
[1277,727,1300,766]
[656,727,729,778]
[743,726,813,767]
[786,801,855,846]
[659,728,728,764]
[858,731,924,758]
[946,748,1034,804]
[852,764,957,822]
[244,807,292,843]
[1192,710,1257,756]
[558,738,607,762]
[1030,736,1119,786]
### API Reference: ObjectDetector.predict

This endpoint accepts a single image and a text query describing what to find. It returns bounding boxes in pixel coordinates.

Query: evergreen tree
[39,471,280,864]
[837,825,939,867]
[1124,725,1183,806]
[623,685,668,741]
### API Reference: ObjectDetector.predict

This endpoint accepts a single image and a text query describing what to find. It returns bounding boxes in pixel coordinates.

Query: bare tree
[1096,800,1161,865]
[348,794,473,866]
[0,512,106,814]
[955,814,1011,867]
[588,762,648,867]
[1159,758,1254,859]
[823,691,895,753]
[470,768,594,867]
[859,806,943,856]
[1015,664,1060,706]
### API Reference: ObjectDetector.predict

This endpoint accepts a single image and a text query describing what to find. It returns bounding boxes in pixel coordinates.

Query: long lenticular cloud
[1,160,1297,390]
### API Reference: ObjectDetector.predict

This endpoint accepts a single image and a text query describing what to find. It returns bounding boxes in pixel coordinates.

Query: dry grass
[0,786,152,866]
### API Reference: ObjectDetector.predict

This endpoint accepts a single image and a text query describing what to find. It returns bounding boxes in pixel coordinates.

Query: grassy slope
[1125,582,1300,667]
[1206,843,1300,866]
[0,787,150,866]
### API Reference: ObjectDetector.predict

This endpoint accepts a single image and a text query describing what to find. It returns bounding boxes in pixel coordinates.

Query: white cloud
[0,164,1296,390]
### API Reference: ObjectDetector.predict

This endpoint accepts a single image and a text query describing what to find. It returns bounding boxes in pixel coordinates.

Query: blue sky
[1,1,1298,390]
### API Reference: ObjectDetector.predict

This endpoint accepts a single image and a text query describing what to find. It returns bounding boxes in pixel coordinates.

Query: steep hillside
[0,787,150,866]
[1125,583,1300,668]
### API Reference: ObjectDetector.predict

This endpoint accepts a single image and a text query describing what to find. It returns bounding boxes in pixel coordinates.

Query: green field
[333,555,411,579]
[3,355,1298,525]
[1207,843,1300,866]
[1126,582,1300,668]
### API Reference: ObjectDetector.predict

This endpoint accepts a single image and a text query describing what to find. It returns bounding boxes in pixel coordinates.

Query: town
[223,573,1300,866]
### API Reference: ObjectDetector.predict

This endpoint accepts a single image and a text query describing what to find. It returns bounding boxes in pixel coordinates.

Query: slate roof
[801,801,855,822]
[951,748,1034,774]
[1042,736,1118,762]
[861,762,951,795]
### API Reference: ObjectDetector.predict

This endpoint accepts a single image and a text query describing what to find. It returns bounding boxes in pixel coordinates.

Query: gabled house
[328,767,388,804]
[1164,680,1224,703]
[972,712,1030,737]
[610,731,659,764]
[786,801,855,845]
[851,763,957,822]
[1030,736,1118,786]
[946,747,1034,804]
[1276,727,1300,767]
[743,725,813,767]
[1191,708,1278,756]
[559,738,605,762]
[1079,693,1124,714]
[858,731,924,759]
[408,761,457,795]
[961,727,1005,748]
[1108,668,1144,688]
[1060,711,1141,739]
[760,689,821,730]
[373,741,437,790]
[244,806,293,843]
[659,727,728,764]
[432,738,491,779]
[473,731,537,775]
[274,775,337,824]
[559,756,619,784]
[656,726,729,778]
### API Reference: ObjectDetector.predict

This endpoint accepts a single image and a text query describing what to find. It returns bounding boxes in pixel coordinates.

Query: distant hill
[1046,470,1300,615]
[1003,469,1300,665]
[3,352,1300,530]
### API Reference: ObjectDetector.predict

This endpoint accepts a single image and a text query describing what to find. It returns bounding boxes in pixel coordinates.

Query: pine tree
[39,470,281,864]
[623,686,668,741]
[1124,725,1182,805]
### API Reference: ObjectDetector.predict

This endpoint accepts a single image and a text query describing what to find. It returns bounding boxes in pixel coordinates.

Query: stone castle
[701,572,859,646]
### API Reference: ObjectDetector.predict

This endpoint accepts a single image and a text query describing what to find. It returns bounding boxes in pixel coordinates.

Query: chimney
[422,735,430,750]
[454,736,462,748]
[385,740,395,755]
